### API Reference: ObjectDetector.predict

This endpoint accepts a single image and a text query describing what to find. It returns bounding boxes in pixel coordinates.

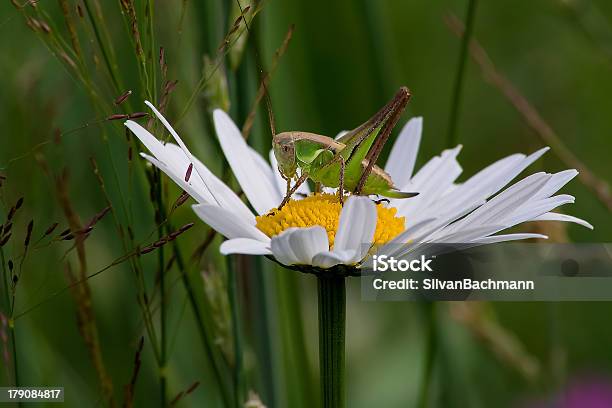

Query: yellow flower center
[255,194,405,249]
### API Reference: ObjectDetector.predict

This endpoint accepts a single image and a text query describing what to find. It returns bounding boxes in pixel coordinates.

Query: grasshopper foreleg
[278,172,309,210]
[284,175,291,200]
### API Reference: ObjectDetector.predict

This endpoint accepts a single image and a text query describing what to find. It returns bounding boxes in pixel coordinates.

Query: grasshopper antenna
[264,83,277,137]
[235,0,277,137]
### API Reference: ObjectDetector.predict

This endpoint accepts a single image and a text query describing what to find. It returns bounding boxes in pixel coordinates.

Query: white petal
[412,199,486,240]
[192,204,269,241]
[451,172,551,231]
[312,249,359,269]
[140,153,213,204]
[500,194,575,226]
[409,154,527,224]
[532,169,578,200]
[126,120,214,202]
[390,224,507,261]
[433,224,508,243]
[144,102,217,196]
[213,109,281,215]
[164,144,255,224]
[248,146,284,199]
[531,212,593,229]
[127,118,256,224]
[402,233,549,257]
[220,238,272,255]
[385,117,422,187]
[270,232,297,266]
[125,119,173,160]
[394,146,462,216]
[270,226,329,265]
[288,227,330,264]
[365,218,438,263]
[391,218,438,245]
[375,218,438,258]
[398,153,440,191]
[487,147,550,196]
[458,153,526,193]
[470,233,548,244]
[334,196,377,260]
[268,149,286,197]
[144,101,190,151]
[439,148,550,218]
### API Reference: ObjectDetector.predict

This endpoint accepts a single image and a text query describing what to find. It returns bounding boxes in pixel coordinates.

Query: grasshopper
[230,2,416,209]
[272,86,418,208]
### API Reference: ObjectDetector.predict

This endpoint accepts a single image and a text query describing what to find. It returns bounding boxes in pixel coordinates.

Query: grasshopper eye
[273,138,297,178]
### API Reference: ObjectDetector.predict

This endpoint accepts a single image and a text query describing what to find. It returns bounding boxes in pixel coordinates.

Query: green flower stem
[417,302,437,408]
[317,275,346,408]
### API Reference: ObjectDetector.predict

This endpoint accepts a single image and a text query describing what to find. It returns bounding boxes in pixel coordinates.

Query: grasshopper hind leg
[338,155,345,205]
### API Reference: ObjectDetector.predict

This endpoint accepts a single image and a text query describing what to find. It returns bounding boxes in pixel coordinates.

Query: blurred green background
[0,0,610,407]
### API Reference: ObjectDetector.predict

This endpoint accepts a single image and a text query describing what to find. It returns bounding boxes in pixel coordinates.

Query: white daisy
[124,102,592,272]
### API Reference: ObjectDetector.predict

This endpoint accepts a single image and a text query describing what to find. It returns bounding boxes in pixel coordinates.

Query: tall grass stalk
[250,259,277,406]
[10,328,19,401]
[1,248,19,390]
[15,1,180,402]
[446,13,612,211]
[55,173,116,407]
[358,0,402,98]
[178,1,259,124]
[153,168,167,406]
[81,0,123,93]
[35,1,159,367]
[155,180,235,406]
[9,1,299,406]
[227,256,245,407]
[145,0,157,102]
[233,35,282,406]
[171,237,234,406]
[428,2,478,405]
[274,269,316,407]
[446,0,478,148]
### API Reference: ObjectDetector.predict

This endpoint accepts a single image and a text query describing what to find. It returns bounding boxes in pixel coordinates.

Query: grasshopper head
[273,133,298,179]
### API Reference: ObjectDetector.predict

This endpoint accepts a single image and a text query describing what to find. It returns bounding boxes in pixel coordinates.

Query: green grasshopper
[272,86,418,208]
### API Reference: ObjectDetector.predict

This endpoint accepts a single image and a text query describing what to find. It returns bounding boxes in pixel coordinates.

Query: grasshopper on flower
[272,86,418,208]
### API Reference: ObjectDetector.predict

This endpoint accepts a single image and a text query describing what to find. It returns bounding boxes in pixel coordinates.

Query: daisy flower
[124,102,592,273]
